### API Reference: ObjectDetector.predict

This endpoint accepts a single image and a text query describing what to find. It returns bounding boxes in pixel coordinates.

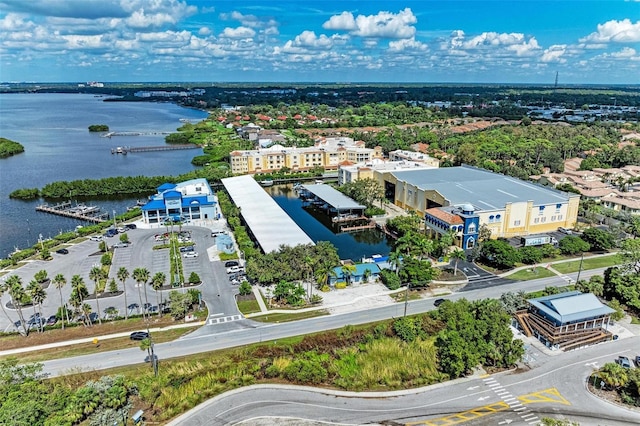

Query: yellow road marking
[518,387,571,406]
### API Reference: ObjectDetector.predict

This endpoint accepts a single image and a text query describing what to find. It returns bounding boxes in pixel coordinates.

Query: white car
[183,252,199,259]
[90,235,103,242]
[226,265,243,274]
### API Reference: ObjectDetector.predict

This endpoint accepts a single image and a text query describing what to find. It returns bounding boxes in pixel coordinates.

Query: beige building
[230,137,383,175]
[338,158,437,185]
[382,166,580,239]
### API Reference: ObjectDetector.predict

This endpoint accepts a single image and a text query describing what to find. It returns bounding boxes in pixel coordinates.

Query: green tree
[619,238,640,274]
[581,227,615,251]
[52,273,69,329]
[449,249,466,276]
[116,267,130,320]
[558,235,590,255]
[238,281,252,296]
[480,239,520,269]
[132,267,150,320]
[340,264,357,286]
[168,290,190,320]
[89,266,106,325]
[71,275,91,326]
[119,233,129,243]
[598,362,629,390]
[26,280,46,333]
[273,281,306,306]
[518,246,543,264]
[5,275,29,335]
[151,272,166,314]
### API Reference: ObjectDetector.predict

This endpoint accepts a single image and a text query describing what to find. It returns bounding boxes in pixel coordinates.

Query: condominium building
[229,137,383,175]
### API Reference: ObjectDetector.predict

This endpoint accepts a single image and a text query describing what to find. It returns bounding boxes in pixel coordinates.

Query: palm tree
[388,249,403,277]
[117,267,130,320]
[598,362,629,390]
[449,249,466,276]
[132,268,150,320]
[89,266,106,325]
[71,275,91,326]
[340,264,357,286]
[0,280,16,328]
[5,275,29,335]
[52,273,69,329]
[150,272,166,315]
[26,279,46,333]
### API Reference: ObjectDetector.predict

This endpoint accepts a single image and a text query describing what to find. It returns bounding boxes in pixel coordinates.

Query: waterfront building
[338,157,437,185]
[229,137,383,175]
[141,178,217,224]
[382,165,580,242]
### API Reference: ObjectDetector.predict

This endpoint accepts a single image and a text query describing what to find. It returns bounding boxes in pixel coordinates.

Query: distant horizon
[1,1,638,84]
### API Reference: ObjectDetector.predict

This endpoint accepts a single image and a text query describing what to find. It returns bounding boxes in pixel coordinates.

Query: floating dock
[36,202,108,223]
[111,144,200,154]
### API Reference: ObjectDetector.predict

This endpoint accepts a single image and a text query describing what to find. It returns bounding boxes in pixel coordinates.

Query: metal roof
[391,165,572,211]
[527,291,615,325]
[222,175,314,253]
[301,184,365,210]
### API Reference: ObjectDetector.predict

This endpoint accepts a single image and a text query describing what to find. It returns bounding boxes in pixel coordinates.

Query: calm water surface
[265,185,393,260]
[0,93,208,258]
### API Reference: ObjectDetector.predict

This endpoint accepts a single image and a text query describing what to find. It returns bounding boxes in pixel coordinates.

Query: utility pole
[575,253,585,285]
[403,282,410,318]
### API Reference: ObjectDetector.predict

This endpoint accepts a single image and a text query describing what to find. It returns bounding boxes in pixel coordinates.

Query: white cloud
[0,13,35,31]
[220,11,277,30]
[580,19,640,43]
[221,26,256,39]
[610,46,638,58]
[541,44,567,63]
[388,37,428,53]
[198,27,211,36]
[323,8,417,39]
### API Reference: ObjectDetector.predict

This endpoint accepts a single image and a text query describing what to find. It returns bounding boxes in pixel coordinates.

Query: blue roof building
[141,178,217,224]
[516,291,614,351]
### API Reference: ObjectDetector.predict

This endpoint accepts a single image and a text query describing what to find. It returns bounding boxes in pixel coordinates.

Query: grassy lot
[507,267,557,281]
[391,289,423,302]
[2,328,191,363]
[250,310,329,323]
[237,298,261,315]
[0,314,195,351]
[552,255,620,274]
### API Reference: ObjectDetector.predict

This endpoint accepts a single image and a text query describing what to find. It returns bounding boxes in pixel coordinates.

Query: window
[468,223,476,233]
[489,215,495,223]
[539,206,545,216]
[514,220,521,226]
[495,214,501,221]
[534,218,540,223]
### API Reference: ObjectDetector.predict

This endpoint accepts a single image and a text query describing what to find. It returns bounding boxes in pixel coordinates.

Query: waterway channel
[265,184,393,260]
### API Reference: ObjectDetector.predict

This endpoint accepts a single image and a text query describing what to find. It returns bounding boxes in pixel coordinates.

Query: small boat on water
[315,179,324,184]
[260,179,274,187]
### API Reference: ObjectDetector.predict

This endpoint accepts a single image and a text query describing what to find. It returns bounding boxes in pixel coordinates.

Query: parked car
[211,230,226,237]
[90,235,103,242]
[224,260,239,268]
[117,227,126,233]
[143,303,152,312]
[112,242,129,248]
[558,227,573,235]
[130,331,150,341]
[179,245,195,253]
[124,223,137,230]
[104,229,117,237]
[226,265,243,274]
[184,252,199,259]
[46,315,58,326]
[55,248,69,255]
[635,355,640,368]
[616,356,632,369]
[144,354,158,363]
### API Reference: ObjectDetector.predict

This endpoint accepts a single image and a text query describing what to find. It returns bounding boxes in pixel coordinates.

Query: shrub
[379,269,401,290]
[518,246,542,264]
[393,317,422,342]
[188,272,201,284]
[238,281,252,296]
[335,282,347,289]
[283,359,328,384]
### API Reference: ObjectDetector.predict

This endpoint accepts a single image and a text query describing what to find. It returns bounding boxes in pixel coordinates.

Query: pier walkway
[35,202,108,223]
[111,144,200,154]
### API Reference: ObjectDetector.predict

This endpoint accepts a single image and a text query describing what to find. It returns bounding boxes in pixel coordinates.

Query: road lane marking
[208,314,244,325]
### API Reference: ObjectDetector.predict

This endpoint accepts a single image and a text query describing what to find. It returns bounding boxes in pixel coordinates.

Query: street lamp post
[575,253,585,285]
[403,282,410,318]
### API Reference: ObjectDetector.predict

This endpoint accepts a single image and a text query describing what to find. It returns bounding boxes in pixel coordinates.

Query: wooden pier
[111,144,200,154]
[102,131,174,138]
[36,202,108,223]
[340,221,376,233]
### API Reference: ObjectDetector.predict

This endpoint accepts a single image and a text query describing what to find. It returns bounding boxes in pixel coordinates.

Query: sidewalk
[498,251,619,279]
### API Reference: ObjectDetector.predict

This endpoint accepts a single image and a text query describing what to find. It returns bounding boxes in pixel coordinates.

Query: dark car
[46,315,58,326]
[434,298,446,307]
[179,245,195,253]
[635,355,640,368]
[144,354,158,363]
[130,331,150,341]
[124,223,137,230]
[56,248,69,255]
[224,260,239,268]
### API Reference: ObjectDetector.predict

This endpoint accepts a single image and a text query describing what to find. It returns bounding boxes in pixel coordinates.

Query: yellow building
[382,165,580,239]
[230,137,383,175]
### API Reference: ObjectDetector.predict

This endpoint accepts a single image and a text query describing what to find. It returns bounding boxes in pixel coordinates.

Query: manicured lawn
[238,298,261,315]
[552,255,620,274]
[507,267,557,281]
[251,310,329,322]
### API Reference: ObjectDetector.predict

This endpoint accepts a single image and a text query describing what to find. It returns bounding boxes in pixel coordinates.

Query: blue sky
[1,0,639,84]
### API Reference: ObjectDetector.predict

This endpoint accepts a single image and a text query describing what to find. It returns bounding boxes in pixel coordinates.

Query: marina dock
[111,144,200,154]
[35,202,108,223]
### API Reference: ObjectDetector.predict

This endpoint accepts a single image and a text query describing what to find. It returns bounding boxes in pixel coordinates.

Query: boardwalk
[111,144,200,154]
[35,202,108,223]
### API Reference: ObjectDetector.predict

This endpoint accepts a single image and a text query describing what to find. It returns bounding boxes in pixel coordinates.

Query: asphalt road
[40,266,613,376]
[167,336,640,425]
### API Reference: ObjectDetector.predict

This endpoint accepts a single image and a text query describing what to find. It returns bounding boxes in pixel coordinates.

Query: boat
[260,179,274,187]
[315,179,324,184]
